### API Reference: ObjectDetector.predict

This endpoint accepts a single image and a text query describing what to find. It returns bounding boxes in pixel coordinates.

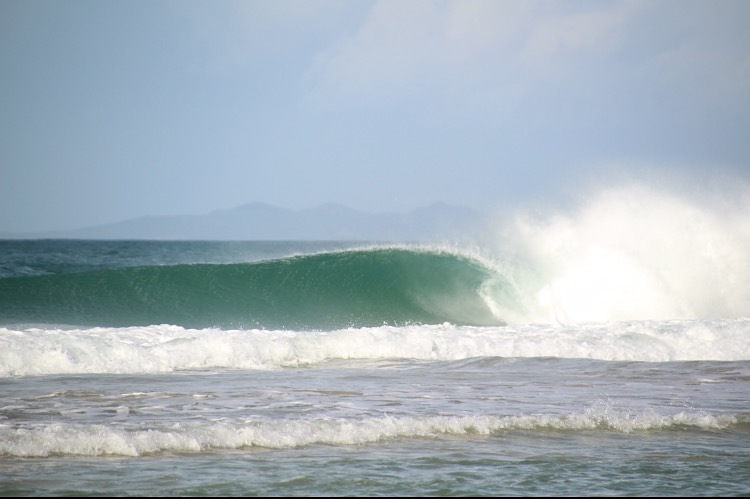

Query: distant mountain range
[1,202,487,241]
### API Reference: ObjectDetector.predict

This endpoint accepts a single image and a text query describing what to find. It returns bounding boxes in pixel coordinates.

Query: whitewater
[1,183,749,496]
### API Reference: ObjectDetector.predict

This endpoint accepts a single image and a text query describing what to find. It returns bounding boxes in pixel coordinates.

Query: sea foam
[2,319,748,377]
[1,408,743,457]
[494,181,750,324]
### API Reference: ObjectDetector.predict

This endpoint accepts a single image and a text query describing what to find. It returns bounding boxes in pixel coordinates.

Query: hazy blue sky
[2,0,749,232]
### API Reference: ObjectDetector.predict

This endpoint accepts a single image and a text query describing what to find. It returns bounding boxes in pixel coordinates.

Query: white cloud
[305,0,445,103]
[441,1,530,61]
[305,0,750,121]
[176,0,354,73]
[305,1,638,106]
[520,2,636,74]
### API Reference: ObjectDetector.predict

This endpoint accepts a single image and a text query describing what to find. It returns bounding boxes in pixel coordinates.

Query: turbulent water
[1,185,749,496]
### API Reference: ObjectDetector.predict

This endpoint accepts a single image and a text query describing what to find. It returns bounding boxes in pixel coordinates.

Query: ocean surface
[2,192,750,497]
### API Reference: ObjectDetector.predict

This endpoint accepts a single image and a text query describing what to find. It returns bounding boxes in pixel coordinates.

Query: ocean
[1,189,749,496]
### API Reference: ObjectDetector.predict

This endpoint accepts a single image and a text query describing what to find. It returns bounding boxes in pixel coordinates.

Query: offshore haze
[1,0,749,233]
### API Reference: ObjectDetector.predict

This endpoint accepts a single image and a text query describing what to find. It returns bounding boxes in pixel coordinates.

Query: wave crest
[0,247,507,330]
[2,409,744,457]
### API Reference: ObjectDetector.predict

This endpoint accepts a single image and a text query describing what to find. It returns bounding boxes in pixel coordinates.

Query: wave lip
[0,247,507,331]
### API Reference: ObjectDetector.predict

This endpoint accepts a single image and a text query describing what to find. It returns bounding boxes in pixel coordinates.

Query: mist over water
[490,181,750,324]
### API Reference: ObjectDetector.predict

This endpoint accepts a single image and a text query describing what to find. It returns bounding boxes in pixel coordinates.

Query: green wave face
[0,248,506,330]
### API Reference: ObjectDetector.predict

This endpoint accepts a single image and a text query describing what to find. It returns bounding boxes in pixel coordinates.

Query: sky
[1,0,749,232]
